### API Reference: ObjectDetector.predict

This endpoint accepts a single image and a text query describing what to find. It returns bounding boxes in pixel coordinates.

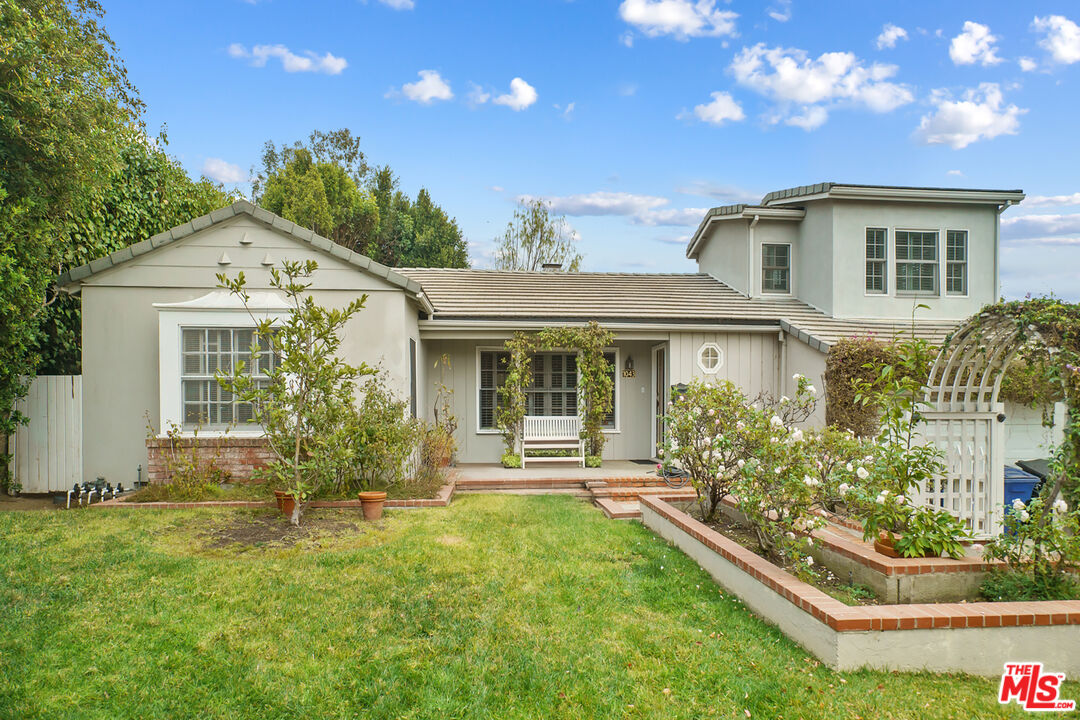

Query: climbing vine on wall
[496,322,615,458]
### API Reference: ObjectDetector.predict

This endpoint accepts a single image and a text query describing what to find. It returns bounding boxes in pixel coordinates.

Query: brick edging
[91,479,457,510]
[639,494,1080,633]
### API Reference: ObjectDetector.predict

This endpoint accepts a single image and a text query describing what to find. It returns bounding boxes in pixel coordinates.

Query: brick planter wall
[146,436,275,484]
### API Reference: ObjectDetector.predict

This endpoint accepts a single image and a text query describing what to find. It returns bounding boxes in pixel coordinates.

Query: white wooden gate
[8,376,83,493]
[919,405,1005,537]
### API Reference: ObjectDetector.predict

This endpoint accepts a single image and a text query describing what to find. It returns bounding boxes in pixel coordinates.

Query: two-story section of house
[686,183,1024,321]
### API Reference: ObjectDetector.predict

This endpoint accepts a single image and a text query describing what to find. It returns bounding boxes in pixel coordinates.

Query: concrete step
[594,498,641,520]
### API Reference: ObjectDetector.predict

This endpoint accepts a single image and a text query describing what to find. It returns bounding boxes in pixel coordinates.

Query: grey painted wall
[696,221,749,294]
[79,216,420,486]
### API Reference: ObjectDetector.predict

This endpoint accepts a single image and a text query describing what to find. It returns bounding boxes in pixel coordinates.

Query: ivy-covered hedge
[824,338,901,437]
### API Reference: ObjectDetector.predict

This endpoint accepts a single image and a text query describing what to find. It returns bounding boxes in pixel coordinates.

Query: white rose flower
[774,466,783,474]
[1053,498,1069,513]
[786,531,796,539]
[845,463,853,472]
[736,421,745,431]
[856,467,870,480]
[837,483,850,495]
[1020,510,1031,523]
[1012,498,1026,511]
[737,459,745,468]
[805,556,814,566]
[896,495,906,505]
[770,415,784,428]
[875,495,886,505]
[790,428,804,442]
[708,408,715,417]
[806,385,817,395]
[792,373,803,381]
[780,395,790,404]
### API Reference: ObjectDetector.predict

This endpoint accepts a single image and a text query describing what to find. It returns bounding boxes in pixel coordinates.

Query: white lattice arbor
[919,315,1039,536]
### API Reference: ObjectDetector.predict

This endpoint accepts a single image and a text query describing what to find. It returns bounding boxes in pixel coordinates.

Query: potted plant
[859,489,969,559]
[357,490,387,520]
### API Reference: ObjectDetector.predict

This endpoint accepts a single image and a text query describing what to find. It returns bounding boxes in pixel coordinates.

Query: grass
[0,495,1071,719]
[125,471,449,504]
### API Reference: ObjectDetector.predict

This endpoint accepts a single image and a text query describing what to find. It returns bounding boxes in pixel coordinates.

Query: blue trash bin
[1004,465,1040,507]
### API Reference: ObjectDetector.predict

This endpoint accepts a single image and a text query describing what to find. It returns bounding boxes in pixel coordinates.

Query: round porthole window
[697,342,723,374]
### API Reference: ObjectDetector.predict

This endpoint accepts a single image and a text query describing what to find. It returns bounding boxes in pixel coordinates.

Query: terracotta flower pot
[358,490,387,521]
[279,494,296,517]
[273,490,287,511]
[873,533,901,558]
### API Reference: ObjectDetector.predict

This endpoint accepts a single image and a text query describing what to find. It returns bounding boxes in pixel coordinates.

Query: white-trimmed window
[946,230,968,295]
[181,327,277,428]
[477,350,617,430]
[761,244,790,293]
[697,343,723,374]
[895,230,938,294]
[865,228,887,294]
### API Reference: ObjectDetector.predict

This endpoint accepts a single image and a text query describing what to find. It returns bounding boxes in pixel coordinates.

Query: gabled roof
[685,204,805,259]
[56,200,424,296]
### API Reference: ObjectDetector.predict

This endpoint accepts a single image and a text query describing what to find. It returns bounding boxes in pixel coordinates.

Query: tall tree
[254,130,469,269]
[38,128,238,374]
[493,198,583,271]
[1,0,141,486]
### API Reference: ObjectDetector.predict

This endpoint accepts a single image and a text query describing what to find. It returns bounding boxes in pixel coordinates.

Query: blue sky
[102,0,1080,299]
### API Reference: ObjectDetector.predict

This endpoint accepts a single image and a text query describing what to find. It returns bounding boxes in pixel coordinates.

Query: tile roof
[399,268,962,347]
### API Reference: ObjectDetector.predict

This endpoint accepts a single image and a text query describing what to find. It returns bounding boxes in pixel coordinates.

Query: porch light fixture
[622,355,636,378]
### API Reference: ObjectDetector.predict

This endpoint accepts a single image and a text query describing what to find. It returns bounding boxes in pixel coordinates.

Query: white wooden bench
[520,416,585,468]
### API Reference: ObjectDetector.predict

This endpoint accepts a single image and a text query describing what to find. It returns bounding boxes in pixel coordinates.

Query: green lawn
[0,495,1069,719]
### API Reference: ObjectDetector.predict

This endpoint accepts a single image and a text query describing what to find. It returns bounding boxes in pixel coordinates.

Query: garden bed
[688,497,1003,604]
[642,494,1080,675]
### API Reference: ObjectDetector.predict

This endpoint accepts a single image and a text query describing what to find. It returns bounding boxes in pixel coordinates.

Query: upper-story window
[761,243,790,293]
[865,228,887,294]
[895,230,938,294]
[946,230,968,295]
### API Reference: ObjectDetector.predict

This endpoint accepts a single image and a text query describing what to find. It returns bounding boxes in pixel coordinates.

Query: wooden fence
[7,376,82,493]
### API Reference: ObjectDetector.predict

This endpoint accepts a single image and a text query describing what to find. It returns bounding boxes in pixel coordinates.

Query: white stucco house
[58,183,1028,485]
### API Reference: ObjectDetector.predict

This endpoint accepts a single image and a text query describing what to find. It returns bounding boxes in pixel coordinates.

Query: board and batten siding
[10,375,82,493]
[667,331,780,398]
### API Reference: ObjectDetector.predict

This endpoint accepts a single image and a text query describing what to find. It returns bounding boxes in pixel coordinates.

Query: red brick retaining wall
[146,436,275,484]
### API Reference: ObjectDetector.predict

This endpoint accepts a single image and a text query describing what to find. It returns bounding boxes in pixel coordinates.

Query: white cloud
[394,70,453,104]
[767,0,791,23]
[518,191,705,227]
[877,23,908,50]
[522,191,668,217]
[1002,213,1080,243]
[634,207,708,226]
[1033,15,1080,65]
[915,83,1025,149]
[729,44,913,129]
[947,169,964,177]
[202,158,248,184]
[377,0,414,8]
[618,82,638,97]
[556,101,576,119]
[466,82,491,107]
[493,77,538,111]
[949,21,1003,66]
[655,234,691,245]
[1025,192,1080,207]
[1018,57,1038,72]
[620,31,635,48]
[488,185,504,193]
[687,91,745,126]
[618,0,738,41]
[228,43,347,75]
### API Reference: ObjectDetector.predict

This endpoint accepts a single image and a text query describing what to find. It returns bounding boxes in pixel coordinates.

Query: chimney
[541,262,562,272]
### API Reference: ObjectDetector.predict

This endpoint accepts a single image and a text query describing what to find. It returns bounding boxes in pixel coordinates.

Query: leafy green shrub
[585,455,602,468]
[501,452,522,469]
[824,337,901,437]
[982,494,1080,596]
[347,372,418,492]
[980,568,1080,602]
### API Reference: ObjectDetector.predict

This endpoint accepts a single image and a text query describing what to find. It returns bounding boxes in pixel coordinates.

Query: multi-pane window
[865,228,887,294]
[946,230,968,295]
[602,351,616,428]
[478,350,510,430]
[478,350,617,430]
[181,327,277,428]
[761,244,790,293]
[895,230,938,294]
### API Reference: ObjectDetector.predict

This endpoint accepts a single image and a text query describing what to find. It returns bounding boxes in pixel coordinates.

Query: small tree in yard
[218,260,373,525]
